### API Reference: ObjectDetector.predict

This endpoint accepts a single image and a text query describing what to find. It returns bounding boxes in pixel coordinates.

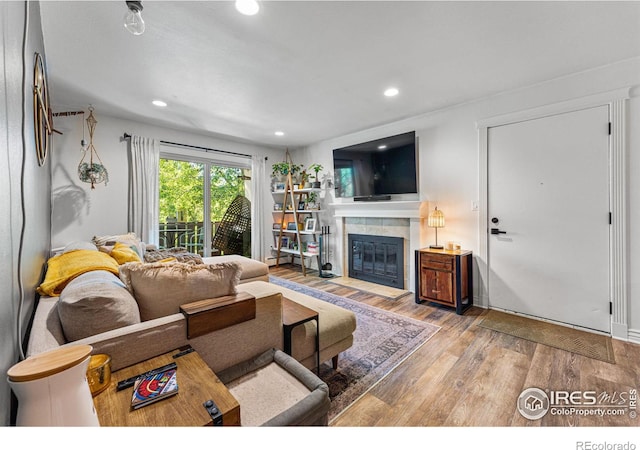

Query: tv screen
[333,131,417,199]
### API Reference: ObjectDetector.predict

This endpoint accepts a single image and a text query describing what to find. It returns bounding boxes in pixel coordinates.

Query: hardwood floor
[269,265,640,427]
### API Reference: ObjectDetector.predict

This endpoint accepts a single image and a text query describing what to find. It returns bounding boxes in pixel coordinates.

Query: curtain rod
[122,133,255,159]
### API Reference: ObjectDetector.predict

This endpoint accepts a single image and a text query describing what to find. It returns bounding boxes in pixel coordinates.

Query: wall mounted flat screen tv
[333,131,418,200]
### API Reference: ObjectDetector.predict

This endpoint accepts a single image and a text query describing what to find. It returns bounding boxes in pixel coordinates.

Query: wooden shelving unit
[271,159,321,276]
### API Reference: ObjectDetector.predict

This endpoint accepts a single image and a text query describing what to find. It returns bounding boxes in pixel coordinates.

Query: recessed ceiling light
[274,131,284,136]
[378,145,387,150]
[152,100,167,107]
[384,87,399,97]
[235,0,260,16]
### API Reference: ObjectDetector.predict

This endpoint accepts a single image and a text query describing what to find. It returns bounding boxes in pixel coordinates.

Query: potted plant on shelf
[271,162,290,181]
[307,191,320,210]
[300,169,311,188]
[307,163,323,188]
[290,163,303,185]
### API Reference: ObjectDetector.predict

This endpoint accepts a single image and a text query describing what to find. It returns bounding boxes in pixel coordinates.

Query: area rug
[269,275,440,423]
[478,309,615,364]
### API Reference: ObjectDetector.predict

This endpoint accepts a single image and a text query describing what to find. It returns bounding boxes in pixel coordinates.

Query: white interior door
[487,105,610,332]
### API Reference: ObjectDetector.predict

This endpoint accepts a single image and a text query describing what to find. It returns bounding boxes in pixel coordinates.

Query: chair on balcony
[212,195,251,257]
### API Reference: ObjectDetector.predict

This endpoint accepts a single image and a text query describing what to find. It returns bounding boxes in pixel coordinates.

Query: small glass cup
[86,354,112,397]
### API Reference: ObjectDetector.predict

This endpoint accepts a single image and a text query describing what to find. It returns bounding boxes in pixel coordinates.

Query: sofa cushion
[57,270,141,342]
[107,242,142,265]
[119,261,241,321]
[218,348,330,426]
[93,232,145,259]
[202,255,268,281]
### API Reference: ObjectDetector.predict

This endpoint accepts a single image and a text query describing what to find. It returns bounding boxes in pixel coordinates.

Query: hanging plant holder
[78,162,108,187]
[78,107,108,189]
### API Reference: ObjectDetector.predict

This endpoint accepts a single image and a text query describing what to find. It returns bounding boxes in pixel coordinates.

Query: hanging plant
[78,162,109,187]
[78,106,108,189]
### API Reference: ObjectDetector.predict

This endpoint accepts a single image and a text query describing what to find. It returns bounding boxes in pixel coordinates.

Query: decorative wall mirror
[33,52,52,166]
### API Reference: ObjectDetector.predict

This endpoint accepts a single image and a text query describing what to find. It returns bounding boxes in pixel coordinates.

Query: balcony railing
[159,221,221,256]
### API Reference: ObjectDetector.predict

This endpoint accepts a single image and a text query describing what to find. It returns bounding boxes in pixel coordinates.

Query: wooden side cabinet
[415,248,473,315]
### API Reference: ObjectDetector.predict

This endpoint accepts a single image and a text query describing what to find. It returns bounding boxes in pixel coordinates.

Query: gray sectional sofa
[26,237,357,425]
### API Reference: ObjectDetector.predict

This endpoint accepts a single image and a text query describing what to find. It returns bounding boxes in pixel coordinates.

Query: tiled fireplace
[330,200,429,293]
[348,233,405,289]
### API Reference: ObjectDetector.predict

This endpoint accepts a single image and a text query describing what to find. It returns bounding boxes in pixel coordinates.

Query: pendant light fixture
[124,1,145,35]
[78,107,109,189]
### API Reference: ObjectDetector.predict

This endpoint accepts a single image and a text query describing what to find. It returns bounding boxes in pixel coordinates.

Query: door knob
[491,228,507,235]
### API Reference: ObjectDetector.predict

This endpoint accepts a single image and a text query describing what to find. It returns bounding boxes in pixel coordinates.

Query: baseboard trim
[626,328,640,344]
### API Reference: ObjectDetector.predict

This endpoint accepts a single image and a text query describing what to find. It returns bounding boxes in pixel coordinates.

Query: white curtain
[128,135,160,246]
[251,154,266,262]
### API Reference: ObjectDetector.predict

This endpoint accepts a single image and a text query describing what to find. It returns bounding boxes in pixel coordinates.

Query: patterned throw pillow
[143,247,203,264]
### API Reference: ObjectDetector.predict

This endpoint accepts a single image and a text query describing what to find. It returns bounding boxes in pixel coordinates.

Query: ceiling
[40,1,640,148]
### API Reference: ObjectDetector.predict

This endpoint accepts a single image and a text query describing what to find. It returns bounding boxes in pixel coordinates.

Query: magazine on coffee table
[130,367,178,410]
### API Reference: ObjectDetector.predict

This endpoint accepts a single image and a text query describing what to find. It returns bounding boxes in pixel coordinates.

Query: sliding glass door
[158,153,251,257]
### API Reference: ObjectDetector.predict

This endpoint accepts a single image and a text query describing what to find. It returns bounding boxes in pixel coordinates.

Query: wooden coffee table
[93,346,240,426]
[282,297,320,374]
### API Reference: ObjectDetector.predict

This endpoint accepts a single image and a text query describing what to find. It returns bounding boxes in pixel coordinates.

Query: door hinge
[610,302,613,315]
[608,122,612,135]
[609,212,612,225]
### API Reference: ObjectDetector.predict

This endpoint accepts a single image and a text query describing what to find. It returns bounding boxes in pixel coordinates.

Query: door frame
[476,87,630,339]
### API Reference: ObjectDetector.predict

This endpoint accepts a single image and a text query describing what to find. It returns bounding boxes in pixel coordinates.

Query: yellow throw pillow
[110,242,142,265]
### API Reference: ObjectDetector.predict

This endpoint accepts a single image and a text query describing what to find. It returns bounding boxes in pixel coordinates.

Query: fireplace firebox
[348,234,404,289]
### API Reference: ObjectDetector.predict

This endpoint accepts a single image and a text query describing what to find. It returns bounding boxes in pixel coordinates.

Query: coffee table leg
[283,320,319,376]
[283,325,293,355]
[314,317,320,375]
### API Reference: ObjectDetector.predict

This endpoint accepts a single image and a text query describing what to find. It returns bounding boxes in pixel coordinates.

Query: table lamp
[427,206,445,249]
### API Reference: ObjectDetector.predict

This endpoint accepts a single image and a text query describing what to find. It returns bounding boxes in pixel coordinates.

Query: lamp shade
[428,207,445,228]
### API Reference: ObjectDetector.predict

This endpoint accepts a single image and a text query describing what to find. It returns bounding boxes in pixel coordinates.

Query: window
[158,150,251,257]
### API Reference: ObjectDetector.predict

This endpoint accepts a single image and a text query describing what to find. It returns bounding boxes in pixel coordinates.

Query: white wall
[302,57,640,341]
[48,57,640,341]
[50,113,288,258]
[0,2,51,426]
